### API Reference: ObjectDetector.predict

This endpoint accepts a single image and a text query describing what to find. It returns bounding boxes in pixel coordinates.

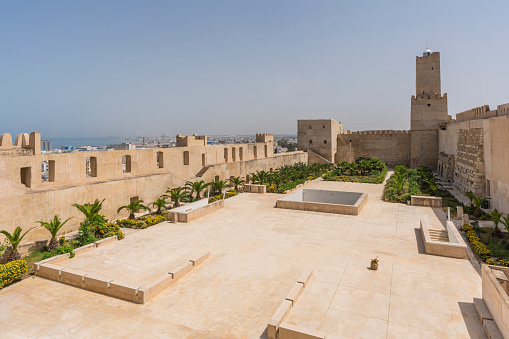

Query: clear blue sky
[1,1,508,138]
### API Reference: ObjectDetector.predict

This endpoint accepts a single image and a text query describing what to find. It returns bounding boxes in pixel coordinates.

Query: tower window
[309,140,312,144]
[322,125,325,128]
[324,140,327,144]
[432,67,434,70]
[427,104,431,107]
[309,126,312,130]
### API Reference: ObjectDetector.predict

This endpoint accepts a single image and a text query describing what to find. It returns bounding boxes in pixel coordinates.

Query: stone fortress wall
[439,105,509,213]
[297,49,509,213]
[335,130,411,167]
[0,131,307,244]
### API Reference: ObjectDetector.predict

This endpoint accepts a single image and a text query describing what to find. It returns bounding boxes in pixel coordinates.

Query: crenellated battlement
[255,133,274,143]
[176,134,207,147]
[0,132,40,155]
[455,103,509,122]
[348,130,410,135]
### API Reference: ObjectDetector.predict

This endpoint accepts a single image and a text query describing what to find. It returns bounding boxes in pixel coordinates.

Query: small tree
[489,209,503,238]
[150,197,168,214]
[472,196,489,219]
[72,199,105,226]
[0,226,35,262]
[165,187,186,207]
[465,191,475,208]
[185,180,210,200]
[117,200,151,220]
[37,215,73,251]
[228,176,245,191]
[211,179,230,195]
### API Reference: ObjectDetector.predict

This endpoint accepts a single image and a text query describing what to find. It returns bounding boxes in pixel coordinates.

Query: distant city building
[107,143,134,150]
[41,140,52,151]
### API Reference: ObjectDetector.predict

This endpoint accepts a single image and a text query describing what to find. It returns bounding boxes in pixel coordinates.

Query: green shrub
[145,215,166,226]
[94,222,124,240]
[77,221,97,246]
[116,219,146,229]
[0,260,27,289]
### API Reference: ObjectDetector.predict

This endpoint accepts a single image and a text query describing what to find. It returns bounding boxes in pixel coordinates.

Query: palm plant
[256,170,269,185]
[0,226,35,262]
[489,209,503,238]
[211,180,230,195]
[248,173,258,184]
[273,175,282,190]
[358,160,370,176]
[228,176,245,191]
[165,187,186,207]
[117,200,151,220]
[72,199,105,226]
[472,196,489,219]
[150,197,168,214]
[500,215,509,233]
[37,215,72,251]
[185,180,210,200]
[465,191,475,208]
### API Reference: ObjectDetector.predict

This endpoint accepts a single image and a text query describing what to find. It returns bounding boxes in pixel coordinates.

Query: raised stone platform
[276,189,367,215]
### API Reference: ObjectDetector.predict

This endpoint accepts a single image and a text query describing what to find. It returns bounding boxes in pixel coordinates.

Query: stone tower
[410,48,448,168]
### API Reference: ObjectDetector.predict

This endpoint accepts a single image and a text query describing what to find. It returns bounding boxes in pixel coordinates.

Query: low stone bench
[244,184,266,194]
[411,195,442,207]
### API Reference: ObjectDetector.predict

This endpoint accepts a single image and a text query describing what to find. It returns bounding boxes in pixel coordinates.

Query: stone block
[138,273,175,304]
[95,236,117,248]
[268,299,293,339]
[34,253,69,274]
[38,263,65,281]
[72,243,96,256]
[285,282,304,305]
[279,323,327,339]
[109,281,141,303]
[169,262,193,280]
[189,252,210,266]
[473,298,493,322]
[483,319,503,339]
[83,274,113,295]
[297,269,313,287]
[60,268,87,288]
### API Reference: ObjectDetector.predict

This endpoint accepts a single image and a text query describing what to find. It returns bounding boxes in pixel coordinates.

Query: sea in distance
[49,137,141,150]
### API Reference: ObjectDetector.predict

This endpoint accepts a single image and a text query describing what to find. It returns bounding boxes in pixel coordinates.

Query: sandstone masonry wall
[336,130,411,167]
[453,128,486,197]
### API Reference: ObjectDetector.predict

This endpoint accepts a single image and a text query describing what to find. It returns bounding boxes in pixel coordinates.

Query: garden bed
[463,224,509,267]
[322,158,388,184]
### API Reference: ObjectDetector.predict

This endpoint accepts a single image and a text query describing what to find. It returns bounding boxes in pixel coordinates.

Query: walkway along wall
[0,133,306,245]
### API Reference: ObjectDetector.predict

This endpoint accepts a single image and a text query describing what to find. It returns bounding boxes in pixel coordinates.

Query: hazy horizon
[1,1,508,138]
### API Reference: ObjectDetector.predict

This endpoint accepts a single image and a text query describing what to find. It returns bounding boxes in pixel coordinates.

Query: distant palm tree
[117,200,151,220]
[72,199,105,226]
[472,196,489,219]
[211,179,230,195]
[465,191,475,208]
[500,215,509,233]
[0,226,35,262]
[185,180,210,200]
[165,187,186,207]
[37,215,73,251]
[227,176,245,191]
[150,197,168,214]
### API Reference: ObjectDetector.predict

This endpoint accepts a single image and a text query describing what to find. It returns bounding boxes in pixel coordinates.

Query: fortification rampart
[455,103,509,122]
[0,132,40,156]
[336,130,411,167]
[0,131,307,247]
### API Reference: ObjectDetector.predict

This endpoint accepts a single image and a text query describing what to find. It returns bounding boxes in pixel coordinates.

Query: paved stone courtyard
[0,180,486,338]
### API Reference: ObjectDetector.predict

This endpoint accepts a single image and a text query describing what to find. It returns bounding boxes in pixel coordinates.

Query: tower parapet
[176,134,207,147]
[0,132,40,155]
[255,133,274,143]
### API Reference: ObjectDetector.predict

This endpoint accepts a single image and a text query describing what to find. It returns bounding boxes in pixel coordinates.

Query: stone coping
[420,220,467,259]
[36,250,210,304]
[482,265,509,338]
[267,269,318,339]
[169,199,224,223]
